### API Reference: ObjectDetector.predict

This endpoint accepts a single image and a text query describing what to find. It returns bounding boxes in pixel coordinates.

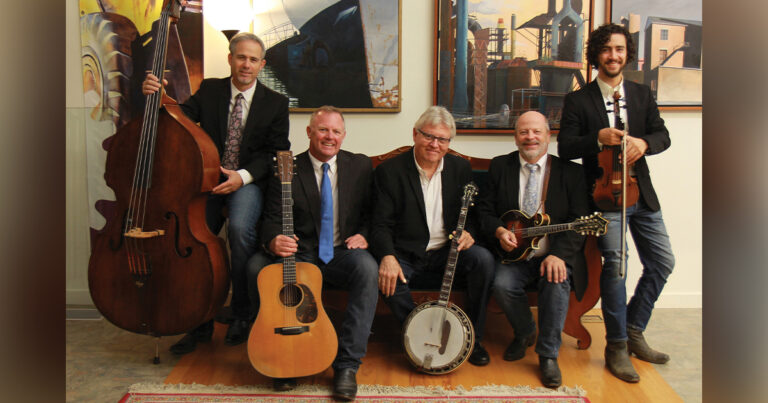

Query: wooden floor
[165,308,682,403]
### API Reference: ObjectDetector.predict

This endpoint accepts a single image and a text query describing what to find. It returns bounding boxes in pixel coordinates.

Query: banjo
[402,182,477,374]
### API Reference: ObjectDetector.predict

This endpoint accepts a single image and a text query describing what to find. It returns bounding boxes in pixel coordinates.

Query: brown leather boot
[627,327,670,364]
[605,341,640,383]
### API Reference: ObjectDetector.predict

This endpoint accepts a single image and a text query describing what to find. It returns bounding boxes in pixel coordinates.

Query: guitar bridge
[274,326,309,335]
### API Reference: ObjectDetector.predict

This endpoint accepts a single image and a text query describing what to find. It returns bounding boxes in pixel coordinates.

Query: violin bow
[614,91,628,279]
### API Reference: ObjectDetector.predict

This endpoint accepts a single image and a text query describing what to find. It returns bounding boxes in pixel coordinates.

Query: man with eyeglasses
[370,105,496,367]
[142,32,290,354]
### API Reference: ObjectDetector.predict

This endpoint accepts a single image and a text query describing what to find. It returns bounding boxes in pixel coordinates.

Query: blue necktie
[319,162,334,264]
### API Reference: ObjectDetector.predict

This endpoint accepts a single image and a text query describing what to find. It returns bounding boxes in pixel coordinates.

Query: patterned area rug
[120,383,590,402]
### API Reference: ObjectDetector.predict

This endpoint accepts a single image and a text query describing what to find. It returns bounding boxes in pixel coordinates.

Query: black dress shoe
[503,331,536,361]
[225,319,251,346]
[273,377,297,391]
[170,321,213,355]
[539,356,562,388]
[468,342,490,366]
[333,368,357,401]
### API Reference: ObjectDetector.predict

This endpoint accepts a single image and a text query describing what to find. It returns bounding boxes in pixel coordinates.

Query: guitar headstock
[462,182,478,207]
[274,151,295,183]
[573,212,609,236]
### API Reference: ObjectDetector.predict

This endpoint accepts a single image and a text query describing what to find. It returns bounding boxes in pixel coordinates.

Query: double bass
[88,0,229,338]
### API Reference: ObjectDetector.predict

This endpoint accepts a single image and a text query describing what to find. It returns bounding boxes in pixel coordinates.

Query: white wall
[66,0,701,308]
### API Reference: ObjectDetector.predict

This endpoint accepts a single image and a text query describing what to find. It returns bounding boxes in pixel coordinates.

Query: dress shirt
[229,80,258,185]
[597,77,637,176]
[518,153,549,257]
[308,152,341,246]
[414,155,448,251]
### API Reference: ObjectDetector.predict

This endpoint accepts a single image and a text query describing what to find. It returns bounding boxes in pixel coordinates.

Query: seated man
[476,111,589,388]
[247,106,378,401]
[371,105,495,367]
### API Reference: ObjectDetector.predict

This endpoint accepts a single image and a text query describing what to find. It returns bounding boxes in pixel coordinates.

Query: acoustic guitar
[402,182,478,374]
[498,210,608,263]
[247,151,337,378]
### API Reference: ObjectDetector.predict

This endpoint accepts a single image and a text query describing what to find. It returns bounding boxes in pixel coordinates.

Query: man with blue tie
[247,106,378,400]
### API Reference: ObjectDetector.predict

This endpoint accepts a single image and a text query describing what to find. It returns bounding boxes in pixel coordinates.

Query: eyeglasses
[416,128,451,145]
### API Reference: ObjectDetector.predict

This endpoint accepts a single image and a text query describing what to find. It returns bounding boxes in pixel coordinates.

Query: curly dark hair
[586,23,636,70]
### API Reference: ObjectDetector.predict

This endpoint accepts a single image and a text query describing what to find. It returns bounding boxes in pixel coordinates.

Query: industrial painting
[609,0,702,107]
[255,0,401,112]
[434,0,591,133]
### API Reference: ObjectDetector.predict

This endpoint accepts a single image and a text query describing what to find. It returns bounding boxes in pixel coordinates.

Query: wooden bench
[323,147,602,349]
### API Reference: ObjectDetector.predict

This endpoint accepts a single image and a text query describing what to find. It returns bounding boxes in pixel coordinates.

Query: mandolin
[497,210,608,263]
[402,182,477,375]
[247,151,337,379]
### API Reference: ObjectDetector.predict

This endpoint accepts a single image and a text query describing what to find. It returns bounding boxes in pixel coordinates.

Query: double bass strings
[126,3,174,279]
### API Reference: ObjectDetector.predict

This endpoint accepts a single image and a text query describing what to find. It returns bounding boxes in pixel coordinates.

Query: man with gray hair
[371,105,496,367]
[142,32,290,354]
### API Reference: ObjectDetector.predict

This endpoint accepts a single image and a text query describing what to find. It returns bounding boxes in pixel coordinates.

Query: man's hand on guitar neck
[495,226,518,252]
[540,255,567,283]
[269,234,299,257]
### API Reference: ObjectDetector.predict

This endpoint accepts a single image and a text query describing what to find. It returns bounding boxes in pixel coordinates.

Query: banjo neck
[438,182,477,305]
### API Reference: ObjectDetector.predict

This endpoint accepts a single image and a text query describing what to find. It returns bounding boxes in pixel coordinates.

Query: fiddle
[592,91,639,212]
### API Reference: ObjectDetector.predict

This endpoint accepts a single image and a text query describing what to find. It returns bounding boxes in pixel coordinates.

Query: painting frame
[433,0,594,134]
[255,0,402,113]
[606,0,702,110]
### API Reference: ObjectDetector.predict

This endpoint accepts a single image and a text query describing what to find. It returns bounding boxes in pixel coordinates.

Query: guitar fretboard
[281,181,296,284]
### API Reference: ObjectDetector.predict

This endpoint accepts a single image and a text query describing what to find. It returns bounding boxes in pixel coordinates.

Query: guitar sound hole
[279,284,303,307]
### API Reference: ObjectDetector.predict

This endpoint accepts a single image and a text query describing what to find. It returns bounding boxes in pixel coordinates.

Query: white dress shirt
[518,153,549,257]
[229,80,257,185]
[414,155,448,251]
[308,152,341,247]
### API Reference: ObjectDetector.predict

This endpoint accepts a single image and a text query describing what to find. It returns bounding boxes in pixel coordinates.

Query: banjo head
[402,301,475,374]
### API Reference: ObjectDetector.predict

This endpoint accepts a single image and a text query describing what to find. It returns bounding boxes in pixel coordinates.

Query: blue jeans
[493,257,571,358]
[247,247,379,371]
[206,183,263,321]
[380,244,495,342]
[599,198,675,342]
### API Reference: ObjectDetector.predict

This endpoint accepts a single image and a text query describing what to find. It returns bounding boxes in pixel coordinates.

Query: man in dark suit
[371,105,495,367]
[558,23,674,383]
[476,111,589,388]
[247,106,378,400]
[142,32,290,353]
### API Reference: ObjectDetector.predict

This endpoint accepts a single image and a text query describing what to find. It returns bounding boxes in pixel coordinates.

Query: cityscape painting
[434,0,592,133]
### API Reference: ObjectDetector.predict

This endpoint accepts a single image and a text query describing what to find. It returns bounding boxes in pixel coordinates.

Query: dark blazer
[557,79,670,211]
[260,150,373,255]
[370,148,476,266]
[180,77,291,189]
[475,152,590,300]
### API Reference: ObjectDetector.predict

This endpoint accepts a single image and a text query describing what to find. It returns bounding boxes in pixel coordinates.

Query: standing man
[476,111,589,388]
[247,106,378,400]
[142,32,290,353]
[558,23,674,383]
[371,106,495,367]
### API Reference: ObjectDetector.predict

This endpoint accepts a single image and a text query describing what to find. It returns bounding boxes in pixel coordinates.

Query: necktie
[319,162,334,264]
[522,163,539,216]
[222,93,245,170]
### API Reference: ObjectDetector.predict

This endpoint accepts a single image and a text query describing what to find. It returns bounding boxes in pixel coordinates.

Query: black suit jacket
[180,77,291,189]
[557,80,670,211]
[476,152,590,300]
[370,149,476,266]
[260,150,373,255]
